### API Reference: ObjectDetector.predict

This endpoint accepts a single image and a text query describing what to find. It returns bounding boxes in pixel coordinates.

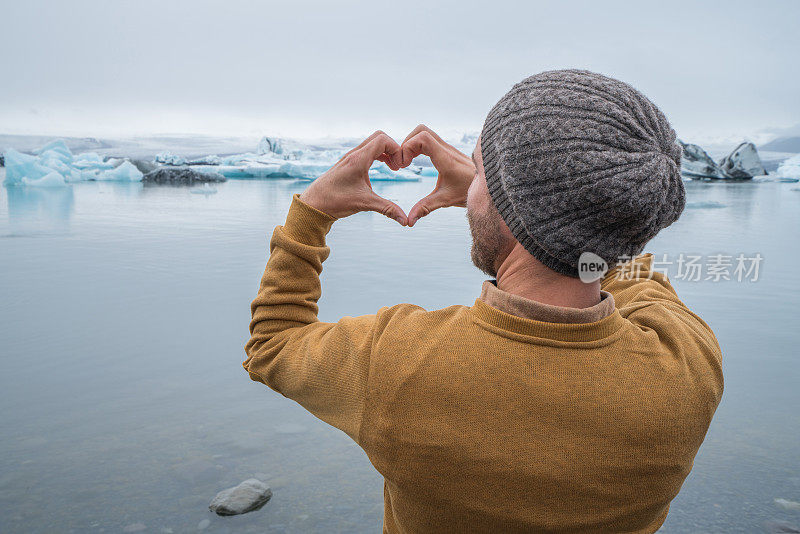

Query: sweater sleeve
[243,194,378,443]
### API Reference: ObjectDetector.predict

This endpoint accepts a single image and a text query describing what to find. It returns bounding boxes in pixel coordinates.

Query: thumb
[364,191,408,226]
[407,191,446,227]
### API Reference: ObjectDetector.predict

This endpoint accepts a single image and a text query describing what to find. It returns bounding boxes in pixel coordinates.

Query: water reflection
[4,184,75,235]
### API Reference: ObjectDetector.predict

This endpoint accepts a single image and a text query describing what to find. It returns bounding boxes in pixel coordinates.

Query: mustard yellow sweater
[244,194,723,534]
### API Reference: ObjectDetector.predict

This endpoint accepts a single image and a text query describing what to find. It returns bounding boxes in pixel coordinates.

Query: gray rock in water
[209,478,272,516]
[678,140,726,179]
[718,141,767,178]
[143,167,226,185]
[0,154,4,167]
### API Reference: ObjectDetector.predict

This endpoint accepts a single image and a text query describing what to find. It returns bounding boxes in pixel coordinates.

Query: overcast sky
[1,0,798,145]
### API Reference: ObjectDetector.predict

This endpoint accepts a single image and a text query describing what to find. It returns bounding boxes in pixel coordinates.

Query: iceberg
[678,141,726,179]
[775,154,800,179]
[718,142,766,178]
[187,154,222,165]
[4,136,423,187]
[33,139,72,158]
[97,161,143,182]
[154,151,187,166]
[679,139,768,180]
[4,148,53,185]
[22,170,68,187]
[257,137,284,156]
[72,152,116,170]
[3,141,146,185]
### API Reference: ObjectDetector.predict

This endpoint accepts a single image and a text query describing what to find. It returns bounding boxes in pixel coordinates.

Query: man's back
[243,196,723,533]
[362,261,720,533]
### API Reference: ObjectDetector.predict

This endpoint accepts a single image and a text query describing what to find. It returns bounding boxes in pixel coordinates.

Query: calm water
[1,171,799,533]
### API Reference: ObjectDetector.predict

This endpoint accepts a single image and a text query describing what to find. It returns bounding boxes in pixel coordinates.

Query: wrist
[298,189,334,218]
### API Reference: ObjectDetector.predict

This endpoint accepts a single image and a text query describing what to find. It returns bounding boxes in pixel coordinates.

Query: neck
[495,244,601,308]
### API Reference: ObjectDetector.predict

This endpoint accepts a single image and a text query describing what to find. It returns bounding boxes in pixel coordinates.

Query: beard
[466,206,508,278]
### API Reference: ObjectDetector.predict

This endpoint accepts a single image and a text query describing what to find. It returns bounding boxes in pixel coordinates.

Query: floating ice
[718,142,767,178]
[4,149,52,184]
[154,151,186,166]
[257,136,284,155]
[776,154,800,179]
[33,139,71,158]
[5,136,423,186]
[22,170,68,187]
[97,161,143,182]
[368,162,421,181]
[418,166,438,177]
[3,141,144,185]
[188,154,222,165]
[72,152,116,170]
[679,139,767,180]
[679,141,726,179]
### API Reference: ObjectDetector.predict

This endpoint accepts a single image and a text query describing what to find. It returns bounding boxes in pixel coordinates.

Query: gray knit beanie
[480,69,684,277]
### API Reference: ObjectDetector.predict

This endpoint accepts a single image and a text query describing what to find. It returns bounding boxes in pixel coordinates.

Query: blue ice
[97,161,143,182]
[3,141,141,186]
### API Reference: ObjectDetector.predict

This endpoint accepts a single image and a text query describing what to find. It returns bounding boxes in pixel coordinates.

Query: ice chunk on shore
[98,161,143,182]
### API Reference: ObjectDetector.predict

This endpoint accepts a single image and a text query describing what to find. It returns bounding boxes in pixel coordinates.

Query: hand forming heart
[298,125,476,226]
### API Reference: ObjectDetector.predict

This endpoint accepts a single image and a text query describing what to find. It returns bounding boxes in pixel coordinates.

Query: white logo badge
[578,252,608,283]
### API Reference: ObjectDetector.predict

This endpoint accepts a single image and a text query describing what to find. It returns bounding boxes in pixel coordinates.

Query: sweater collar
[479,280,615,324]
[471,280,623,342]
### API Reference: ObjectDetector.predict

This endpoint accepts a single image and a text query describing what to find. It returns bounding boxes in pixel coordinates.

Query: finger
[407,190,447,227]
[377,152,400,171]
[361,133,401,165]
[401,131,446,167]
[341,130,389,161]
[402,124,469,165]
[363,191,408,226]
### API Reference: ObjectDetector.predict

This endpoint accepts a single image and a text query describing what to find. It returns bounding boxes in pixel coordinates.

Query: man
[243,69,723,533]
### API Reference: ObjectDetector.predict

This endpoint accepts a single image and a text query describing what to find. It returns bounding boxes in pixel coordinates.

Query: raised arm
[243,131,407,442]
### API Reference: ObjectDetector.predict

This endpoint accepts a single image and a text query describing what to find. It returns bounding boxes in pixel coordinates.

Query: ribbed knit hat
[480,69,684,277]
